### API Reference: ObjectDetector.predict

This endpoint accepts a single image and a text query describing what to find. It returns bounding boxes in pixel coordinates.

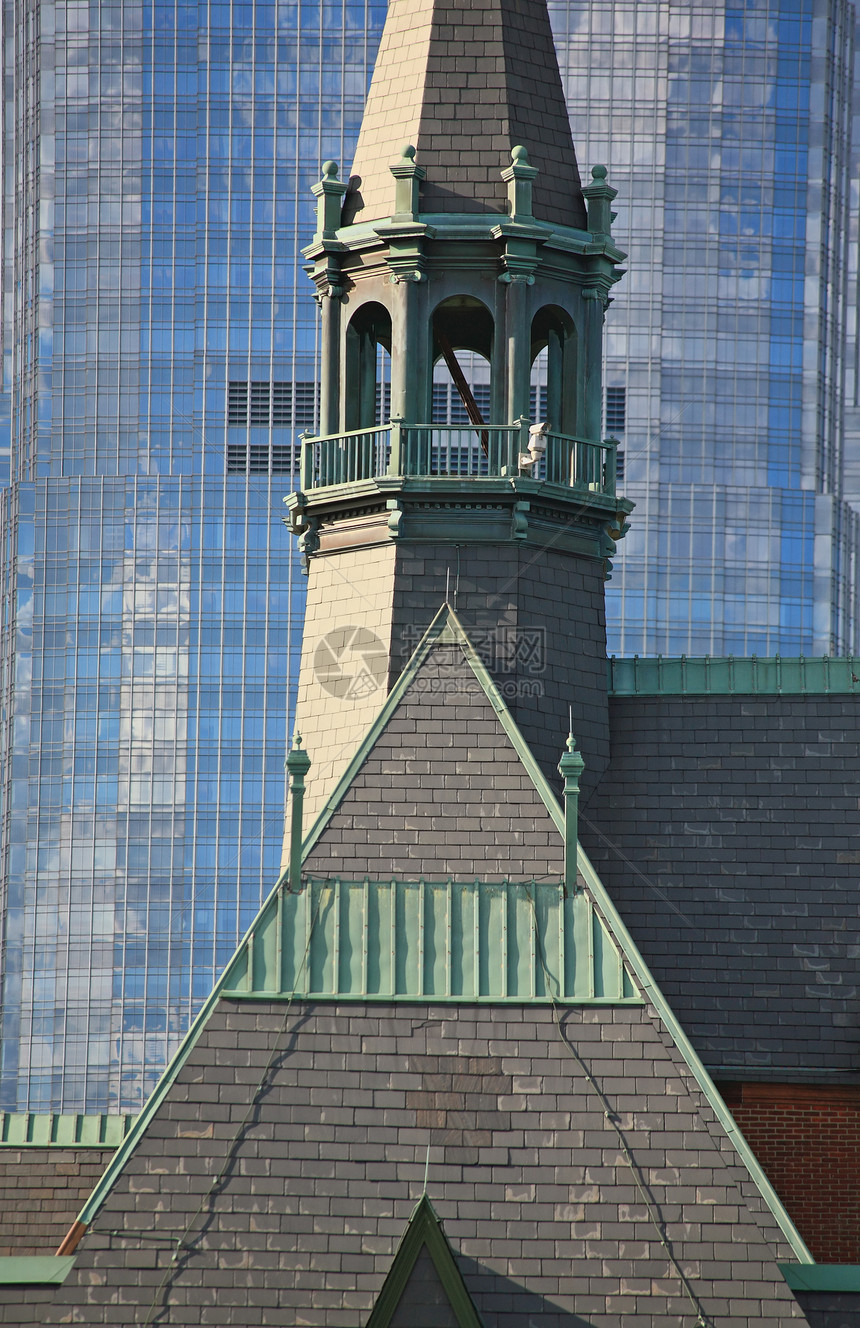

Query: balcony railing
[299,422,617,498]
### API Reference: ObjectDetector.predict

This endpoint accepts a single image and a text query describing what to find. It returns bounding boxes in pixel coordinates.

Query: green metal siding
[0,1112,135,1148]
[226,878,639,1004]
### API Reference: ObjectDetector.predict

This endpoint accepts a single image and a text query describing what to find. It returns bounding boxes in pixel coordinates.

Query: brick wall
[0,1148,113,1255]
[720,1082,860,1263]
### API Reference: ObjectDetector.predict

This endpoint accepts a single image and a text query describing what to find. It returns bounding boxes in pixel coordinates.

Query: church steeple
[346,0,587,228]
[285,0,632,827]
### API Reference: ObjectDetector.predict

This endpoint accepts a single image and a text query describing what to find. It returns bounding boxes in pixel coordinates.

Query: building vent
[249,382,270,425]
[605,385,626,433]
[432,382,491,425]
[375,382,391,425]
[226,442,300,476]
[227,382,248,425]
[227,381,319,430]
[529,384,547,422]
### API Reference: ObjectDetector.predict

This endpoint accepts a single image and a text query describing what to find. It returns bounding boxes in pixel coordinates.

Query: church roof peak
[347,0,587,228]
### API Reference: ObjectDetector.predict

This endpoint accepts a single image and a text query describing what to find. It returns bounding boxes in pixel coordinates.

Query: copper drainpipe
[56,1220,87,1255]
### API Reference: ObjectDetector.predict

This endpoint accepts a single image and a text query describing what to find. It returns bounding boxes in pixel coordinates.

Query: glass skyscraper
[0,0,385,1111]
[0,0,856,1113]
[553,0,858,657]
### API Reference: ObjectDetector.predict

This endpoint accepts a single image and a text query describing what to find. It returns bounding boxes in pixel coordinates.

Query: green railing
[301,423,393,489]
[299,422,617,497]
[0,1110,136,1147]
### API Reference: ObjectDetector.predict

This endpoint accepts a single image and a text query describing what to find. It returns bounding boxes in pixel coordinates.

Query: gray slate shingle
[583,695,860,1075]
[49,1000,808,1327]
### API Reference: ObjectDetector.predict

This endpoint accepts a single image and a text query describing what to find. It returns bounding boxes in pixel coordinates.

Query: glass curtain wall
[552,0,858,656]
[3,0,857,1112]
[0,0,385,1111]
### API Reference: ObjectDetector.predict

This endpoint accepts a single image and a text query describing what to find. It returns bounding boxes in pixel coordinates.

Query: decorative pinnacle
[286,731,311,777]
[286,733,310,894]
[502,144,538,221]
[311,162,347,240]
[582,163,616,236]
[558,731,584,898]
[390,144,425,221]
[558,731,585,782]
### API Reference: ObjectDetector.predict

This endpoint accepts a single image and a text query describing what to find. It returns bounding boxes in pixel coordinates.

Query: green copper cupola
[285,0,633,825]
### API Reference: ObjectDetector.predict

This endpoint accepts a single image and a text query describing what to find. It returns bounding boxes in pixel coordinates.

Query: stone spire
[347,0,587,228]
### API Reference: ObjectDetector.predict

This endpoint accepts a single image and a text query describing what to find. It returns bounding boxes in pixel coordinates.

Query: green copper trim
[226,877,638,1004]
[609,654,860,696]
[367,1194,483,1328]
[0,1111,134,1147]
[558,733,584,896]
[780,1264,860,1292]
[0,1256,76,1285]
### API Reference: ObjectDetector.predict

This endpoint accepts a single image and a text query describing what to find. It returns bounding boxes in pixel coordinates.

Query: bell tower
[285,0,632,826]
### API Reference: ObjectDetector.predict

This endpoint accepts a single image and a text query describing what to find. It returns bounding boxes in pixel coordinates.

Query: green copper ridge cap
[779,1264,860,1292]
[609,654,860,696]
[366,1194,483,1328]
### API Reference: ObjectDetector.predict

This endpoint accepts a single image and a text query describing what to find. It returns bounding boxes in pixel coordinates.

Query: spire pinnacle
[348,0,586,228]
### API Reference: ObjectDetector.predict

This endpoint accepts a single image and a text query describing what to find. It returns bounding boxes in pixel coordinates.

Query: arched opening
[431,296,495,422]
[344,302,392,431]
[530,306,578,437]
[428,297,496,475]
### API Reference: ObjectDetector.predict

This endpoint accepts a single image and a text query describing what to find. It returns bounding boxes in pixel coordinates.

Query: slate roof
[43,608,815,1326]
[347,0,587,228]
[582,694,860,1078]
[48,1001,809,1327]
[302,645,566,882]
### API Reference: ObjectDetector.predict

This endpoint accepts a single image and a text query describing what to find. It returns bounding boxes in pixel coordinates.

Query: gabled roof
[60,605,813,1278]
[347,0,587,228]
[366,1194,482,1328]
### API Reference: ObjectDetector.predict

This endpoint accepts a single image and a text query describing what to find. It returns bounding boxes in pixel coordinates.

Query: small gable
[367,1195,482,1328]
[303,617,565,883]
